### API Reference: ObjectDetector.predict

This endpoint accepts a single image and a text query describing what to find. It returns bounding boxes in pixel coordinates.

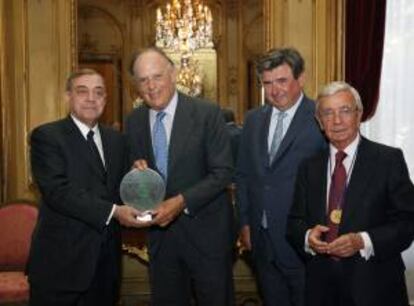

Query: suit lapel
[64,117,106,179]
[100,125,112,183]
[260,105,273,168]
[314,151,330,225]
[168,94,194,176]
[141,106,155,166]
[132,105,155,167]
[271,97,312,166]
[340,138,374,232]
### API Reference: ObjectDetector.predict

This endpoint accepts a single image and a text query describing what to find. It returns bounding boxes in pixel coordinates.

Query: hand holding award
[120,168,166,222]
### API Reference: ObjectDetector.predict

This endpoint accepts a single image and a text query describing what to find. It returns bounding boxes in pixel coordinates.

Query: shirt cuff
[304,229,316,255]
[106,204,117,225]
[359,231,374,260]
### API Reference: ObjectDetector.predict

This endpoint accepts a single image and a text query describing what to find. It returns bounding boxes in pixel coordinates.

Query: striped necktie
[153,111,168,180]
[269,111,287,164]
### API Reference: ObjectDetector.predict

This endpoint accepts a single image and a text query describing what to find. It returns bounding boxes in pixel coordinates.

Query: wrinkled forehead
[133,51,172,77]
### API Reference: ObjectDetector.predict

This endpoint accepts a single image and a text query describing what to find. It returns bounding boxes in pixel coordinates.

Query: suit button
[264,185,270,191]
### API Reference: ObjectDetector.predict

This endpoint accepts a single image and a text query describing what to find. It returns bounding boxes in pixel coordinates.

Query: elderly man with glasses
[287,81,414,306]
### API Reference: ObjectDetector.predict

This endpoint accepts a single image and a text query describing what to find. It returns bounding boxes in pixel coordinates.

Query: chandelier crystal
[155,0,214,53]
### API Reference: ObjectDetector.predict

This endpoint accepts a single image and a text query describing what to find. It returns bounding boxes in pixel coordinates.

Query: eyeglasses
[73,86,106,100]
[319,106,359,121]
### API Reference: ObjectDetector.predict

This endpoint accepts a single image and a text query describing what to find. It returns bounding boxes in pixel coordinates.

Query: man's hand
[113,205,151,228]
[151,194,185,227]
[239,225,252,251]
[327,233,364,258]
[308,225,330,254]
[132,159,148,170]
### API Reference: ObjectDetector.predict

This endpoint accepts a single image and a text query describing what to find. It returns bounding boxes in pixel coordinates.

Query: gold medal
[330,209,342,224]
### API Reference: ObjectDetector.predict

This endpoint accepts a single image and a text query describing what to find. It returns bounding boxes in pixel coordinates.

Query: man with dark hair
[236,48,326,306]
[28,69,141,306]
[287,81,414,306]
[125,47,234,306]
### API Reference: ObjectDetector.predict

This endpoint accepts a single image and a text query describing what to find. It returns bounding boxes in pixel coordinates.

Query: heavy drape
[345,0,386,121]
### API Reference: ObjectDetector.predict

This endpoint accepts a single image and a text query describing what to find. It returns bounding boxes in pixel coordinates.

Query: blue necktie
[153,111,168,180]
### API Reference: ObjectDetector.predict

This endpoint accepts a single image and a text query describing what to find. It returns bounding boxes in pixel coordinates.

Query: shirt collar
[149,91,178,118]
[70,114,99,139]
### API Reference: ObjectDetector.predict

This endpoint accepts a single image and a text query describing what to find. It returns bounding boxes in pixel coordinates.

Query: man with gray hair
[236,48,326,306]
[287,81,414,306]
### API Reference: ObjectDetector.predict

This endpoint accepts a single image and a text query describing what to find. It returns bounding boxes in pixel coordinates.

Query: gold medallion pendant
[330,209,342,224]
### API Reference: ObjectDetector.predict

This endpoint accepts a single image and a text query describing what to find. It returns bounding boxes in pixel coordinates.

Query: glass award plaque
[120,168,166,221]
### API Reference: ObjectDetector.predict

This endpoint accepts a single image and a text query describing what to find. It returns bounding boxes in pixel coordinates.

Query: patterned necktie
[269,111,287,164]
[86,130,106,172]
[153,111,168,180]
[325,151,347,243]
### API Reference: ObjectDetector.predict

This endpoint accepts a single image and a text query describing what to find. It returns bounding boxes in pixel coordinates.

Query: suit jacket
[236,96,326,268]
[125,92,234,258]
[287,137,414,306]
[225,122,242,165]
[28,117,127,291]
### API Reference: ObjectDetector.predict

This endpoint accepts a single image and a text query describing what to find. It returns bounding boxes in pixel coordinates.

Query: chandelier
[176,53,203,96]
[155,0,214,53]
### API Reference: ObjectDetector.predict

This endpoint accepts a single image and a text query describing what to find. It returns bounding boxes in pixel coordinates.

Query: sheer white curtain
[361,0,414,177]
[361,1,414,302]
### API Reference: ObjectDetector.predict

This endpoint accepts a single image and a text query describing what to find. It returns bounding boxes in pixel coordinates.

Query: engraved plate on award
[120,168,166,222]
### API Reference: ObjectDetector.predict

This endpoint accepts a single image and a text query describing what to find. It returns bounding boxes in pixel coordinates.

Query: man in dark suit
[28,69,142,306]
[287,81,414,306]
[236,48,326,306]
[125,47,234,306]
[222,108,242,165]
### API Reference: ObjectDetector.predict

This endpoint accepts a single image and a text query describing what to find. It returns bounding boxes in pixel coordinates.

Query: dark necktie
[87,130,106,173]
[153,111,168,180]
[325,151,347,243]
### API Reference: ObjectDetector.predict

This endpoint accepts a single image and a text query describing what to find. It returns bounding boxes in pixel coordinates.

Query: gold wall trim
[0,0,5,201]
[263,0,344,99]
[1,0,75,202]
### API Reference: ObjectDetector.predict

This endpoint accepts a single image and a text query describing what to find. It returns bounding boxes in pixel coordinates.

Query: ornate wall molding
[78,5,124,55]
[0,0,75,202]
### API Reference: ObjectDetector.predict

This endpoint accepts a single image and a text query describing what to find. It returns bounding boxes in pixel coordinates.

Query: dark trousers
[305,257,355,306]
[253,228,305,306]
[149,227,234,306]
[29,231,120,306]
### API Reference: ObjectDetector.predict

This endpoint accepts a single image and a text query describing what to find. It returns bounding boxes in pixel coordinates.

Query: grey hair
[255,48,304,81]
[316,81,363,113]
